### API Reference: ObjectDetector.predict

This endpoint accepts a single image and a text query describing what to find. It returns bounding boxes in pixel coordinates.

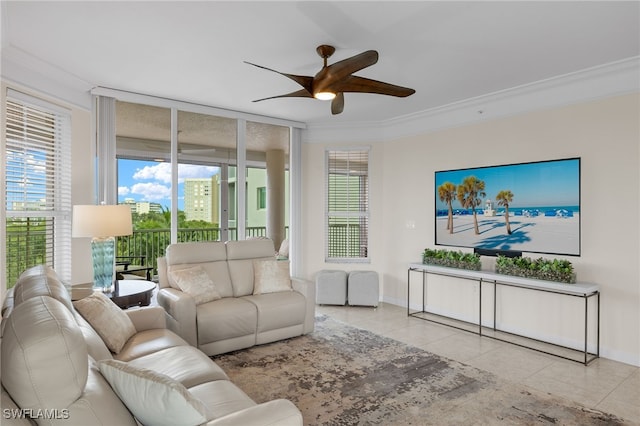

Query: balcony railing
[4,226,277,288]
[116,226,279,278]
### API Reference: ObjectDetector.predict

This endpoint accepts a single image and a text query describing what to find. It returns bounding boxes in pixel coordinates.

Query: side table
[71,280,156,309]
[109,280,156,309]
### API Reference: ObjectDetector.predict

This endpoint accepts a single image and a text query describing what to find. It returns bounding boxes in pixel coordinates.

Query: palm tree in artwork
[456,176,486,235]
[496,190,514,235]
[438,182,457,234]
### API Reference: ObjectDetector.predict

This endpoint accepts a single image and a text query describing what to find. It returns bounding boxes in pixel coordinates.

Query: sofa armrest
[157,287,198,347]
[292,277,315,334]
[124,306,166,332]
[205,399,302,426]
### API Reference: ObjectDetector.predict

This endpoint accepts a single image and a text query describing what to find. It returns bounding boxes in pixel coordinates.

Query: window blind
[4,90,71,287]
[326,149,369,262]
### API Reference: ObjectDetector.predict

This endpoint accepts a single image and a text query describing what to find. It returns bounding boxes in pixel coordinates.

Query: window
[326,149,369,262]
[257,186,266,210]
[4,90,71,288]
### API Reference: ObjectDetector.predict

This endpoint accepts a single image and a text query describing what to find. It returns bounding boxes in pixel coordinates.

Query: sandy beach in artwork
[436,213,580,255]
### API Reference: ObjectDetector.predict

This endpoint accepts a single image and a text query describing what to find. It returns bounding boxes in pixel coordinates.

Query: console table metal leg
[597,292,600,359]
[493,280,497,331]
[407,268,411,316]
[478,278,483,335]
[584,294,588,365]
[422,270,426,313]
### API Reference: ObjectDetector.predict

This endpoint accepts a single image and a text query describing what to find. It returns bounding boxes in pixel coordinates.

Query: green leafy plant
[495,255,575,284]
[423,248,481,271]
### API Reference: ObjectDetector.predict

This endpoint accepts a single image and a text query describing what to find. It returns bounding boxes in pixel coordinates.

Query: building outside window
[257,186,266,210]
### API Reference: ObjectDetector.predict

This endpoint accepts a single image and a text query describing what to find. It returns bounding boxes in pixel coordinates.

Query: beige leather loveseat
[157,239,315,356]
[0,265,302,425]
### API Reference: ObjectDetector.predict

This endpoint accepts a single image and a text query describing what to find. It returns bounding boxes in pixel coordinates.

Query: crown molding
[1,45,94,110]
[303,56,640,144]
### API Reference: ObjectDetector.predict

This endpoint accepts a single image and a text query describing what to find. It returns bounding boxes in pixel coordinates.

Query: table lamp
[72,204,133,292]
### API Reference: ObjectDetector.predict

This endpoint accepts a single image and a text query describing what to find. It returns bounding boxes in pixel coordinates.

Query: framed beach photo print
[435,157,581,256]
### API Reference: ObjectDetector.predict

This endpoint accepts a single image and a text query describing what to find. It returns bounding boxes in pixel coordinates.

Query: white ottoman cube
[348,271,379,307]
[316,270,347,305]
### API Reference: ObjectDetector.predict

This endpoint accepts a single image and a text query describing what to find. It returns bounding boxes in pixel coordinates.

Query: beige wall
[302,93,640,366]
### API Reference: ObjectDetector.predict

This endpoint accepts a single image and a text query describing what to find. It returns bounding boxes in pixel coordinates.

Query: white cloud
[118,186,130,196]
[133,163,172,183]
[133,163,219,184]
[130,182,171,201]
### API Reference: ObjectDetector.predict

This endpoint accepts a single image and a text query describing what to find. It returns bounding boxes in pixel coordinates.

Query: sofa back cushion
[1,296,88,411]
[166,242,234,298]
[226,239,276,296]
[12,264,74,313]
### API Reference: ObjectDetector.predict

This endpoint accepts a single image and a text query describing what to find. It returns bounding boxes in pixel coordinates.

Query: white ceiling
[2,1,639,127]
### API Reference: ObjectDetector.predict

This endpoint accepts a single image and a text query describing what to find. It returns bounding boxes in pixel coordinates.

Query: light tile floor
[317,302,640,423]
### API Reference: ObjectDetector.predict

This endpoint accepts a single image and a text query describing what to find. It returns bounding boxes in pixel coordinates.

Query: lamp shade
[72,205,133,238]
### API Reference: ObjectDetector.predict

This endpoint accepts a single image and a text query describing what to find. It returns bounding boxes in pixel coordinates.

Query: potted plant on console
[422,248,481,271]
[495,255,576,284]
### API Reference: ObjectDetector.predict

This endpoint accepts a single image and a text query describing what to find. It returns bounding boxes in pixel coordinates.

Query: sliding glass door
[105,96,295,271]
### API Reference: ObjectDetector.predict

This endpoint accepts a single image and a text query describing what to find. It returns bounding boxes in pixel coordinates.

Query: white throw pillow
[253,260,292,295]
[73,292,136,354]
[169,266,222,305]
[99,359,209,426]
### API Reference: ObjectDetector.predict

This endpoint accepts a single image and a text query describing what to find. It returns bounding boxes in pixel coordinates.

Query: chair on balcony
[116,256,153,281]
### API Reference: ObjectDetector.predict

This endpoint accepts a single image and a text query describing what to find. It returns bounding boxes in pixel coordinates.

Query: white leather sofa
[0,265,302,426]
[157,239,315,356]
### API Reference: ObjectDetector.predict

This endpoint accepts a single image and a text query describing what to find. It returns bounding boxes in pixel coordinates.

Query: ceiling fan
[245,45,415,115]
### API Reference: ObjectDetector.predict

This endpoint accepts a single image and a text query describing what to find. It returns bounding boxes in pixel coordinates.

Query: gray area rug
[213,316,632,425]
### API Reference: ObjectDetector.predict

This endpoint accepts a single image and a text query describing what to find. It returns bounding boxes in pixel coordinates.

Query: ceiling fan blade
[331,93,344,115]
[326,50,378,81]
[252,89,314,103]
[244,61,314,93]
[332,75,415,97]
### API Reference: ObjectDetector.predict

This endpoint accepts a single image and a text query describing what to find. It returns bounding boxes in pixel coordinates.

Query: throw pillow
[253,259,292,295]
[99,359,209,426]
[73,292,136,354]
[169,266,221,305]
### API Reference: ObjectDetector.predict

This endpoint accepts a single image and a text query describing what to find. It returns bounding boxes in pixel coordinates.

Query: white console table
[408,263,600,365]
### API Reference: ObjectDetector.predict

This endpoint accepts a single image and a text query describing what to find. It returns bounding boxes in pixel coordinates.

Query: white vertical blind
[4,89,72,287]
[326,149,370,262]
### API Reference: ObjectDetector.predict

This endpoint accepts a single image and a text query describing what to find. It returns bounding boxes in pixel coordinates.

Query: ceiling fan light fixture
[314,91,336,101]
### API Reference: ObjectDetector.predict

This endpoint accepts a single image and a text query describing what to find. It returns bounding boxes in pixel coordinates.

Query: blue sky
[435,158,580,210]
[117,159,219,210]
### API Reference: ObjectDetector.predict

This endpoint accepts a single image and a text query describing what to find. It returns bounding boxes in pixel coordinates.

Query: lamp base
[91,236,116,293]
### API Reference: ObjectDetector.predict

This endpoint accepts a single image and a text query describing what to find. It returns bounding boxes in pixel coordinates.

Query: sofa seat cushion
[196,298,257,345]
[115,328,189,362]
[128,346,229,388]
[188,380,255,421]
[243,291,306,333]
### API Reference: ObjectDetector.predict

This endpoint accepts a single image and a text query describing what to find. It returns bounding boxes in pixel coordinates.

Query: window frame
[325,148,370,263]
[4,89,72,288]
